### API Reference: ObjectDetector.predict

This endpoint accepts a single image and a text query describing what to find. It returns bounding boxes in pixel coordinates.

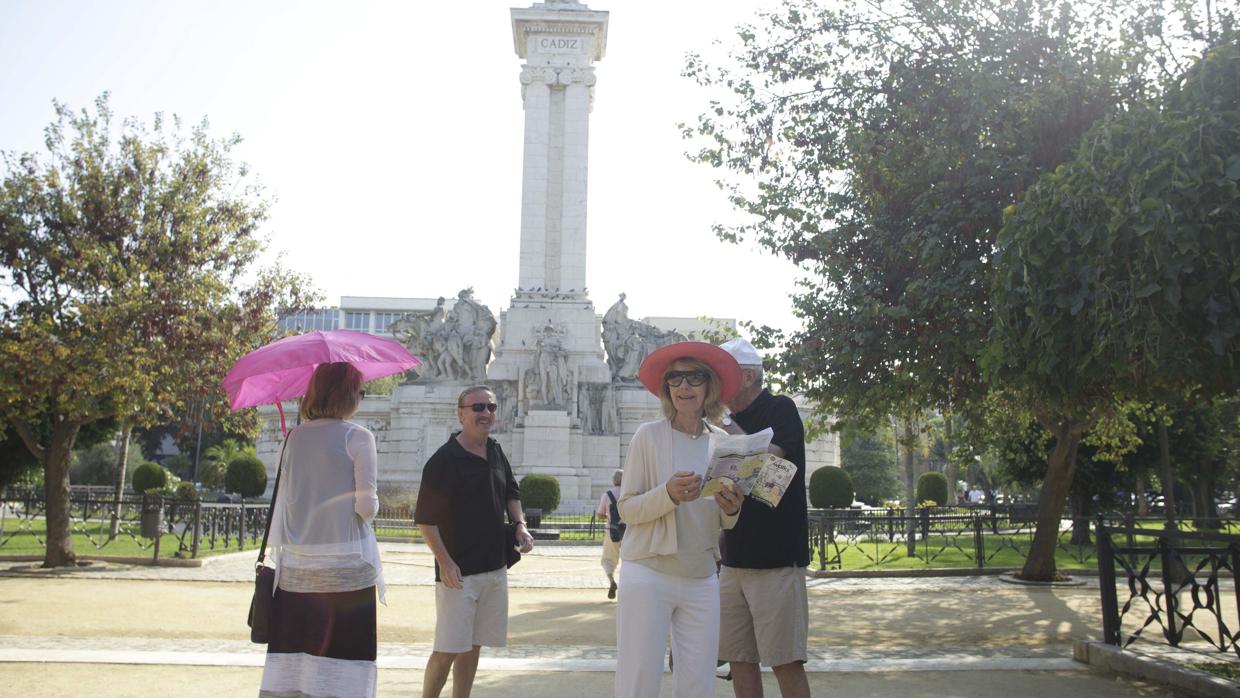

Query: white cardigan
[617,419,739,563]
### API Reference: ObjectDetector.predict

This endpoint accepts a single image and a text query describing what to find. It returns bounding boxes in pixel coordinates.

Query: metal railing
[1096,520,1240,656]
[1,489,269,561]
[808,507,1240,572]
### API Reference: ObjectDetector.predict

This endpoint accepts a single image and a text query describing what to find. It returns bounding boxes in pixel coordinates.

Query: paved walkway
[0,543,1182,696]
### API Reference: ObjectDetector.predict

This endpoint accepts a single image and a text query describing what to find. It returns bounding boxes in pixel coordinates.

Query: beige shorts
[434,567,508,653]
[718,566,808,666]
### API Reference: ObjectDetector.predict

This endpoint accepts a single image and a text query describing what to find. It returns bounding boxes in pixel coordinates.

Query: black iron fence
[1,489,269,561]
[1096,520,1240,656]
[808,507,1240,572]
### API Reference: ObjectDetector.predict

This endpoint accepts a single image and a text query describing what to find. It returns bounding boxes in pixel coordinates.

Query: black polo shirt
[720,389,810,569]
[414,434,521,580]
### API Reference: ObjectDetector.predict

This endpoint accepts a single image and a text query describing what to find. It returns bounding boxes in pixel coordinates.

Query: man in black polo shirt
[415,385,534,698]
[717,339,810,698]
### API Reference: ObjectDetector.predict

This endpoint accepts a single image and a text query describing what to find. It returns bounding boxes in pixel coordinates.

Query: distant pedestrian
[614,341,745,698]
[415,385,534,698]
[716,338,811,698]
[259,362,384,698]
[596,469,625,599]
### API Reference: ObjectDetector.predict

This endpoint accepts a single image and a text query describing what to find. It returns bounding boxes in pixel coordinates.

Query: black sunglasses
[460,402,499,413]
[664,369,710,387]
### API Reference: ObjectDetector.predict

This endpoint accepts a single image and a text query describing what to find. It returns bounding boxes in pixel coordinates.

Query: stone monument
[255,0,842,508]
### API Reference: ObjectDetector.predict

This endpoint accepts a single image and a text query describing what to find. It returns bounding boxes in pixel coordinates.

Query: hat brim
[638,341,743,403]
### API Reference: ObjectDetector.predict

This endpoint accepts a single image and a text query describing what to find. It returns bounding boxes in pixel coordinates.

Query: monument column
[510,0,607,294]
[489,1,612,506]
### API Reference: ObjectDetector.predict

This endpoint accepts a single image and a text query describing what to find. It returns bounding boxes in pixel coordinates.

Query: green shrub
[163,454,193,479]
[225,454,268,499]
[519,474,561,514]
[809,467,854,509]
[175,481,199,501]
[132,462,169,494]
[916,472,950,506]
[378,485,418,515]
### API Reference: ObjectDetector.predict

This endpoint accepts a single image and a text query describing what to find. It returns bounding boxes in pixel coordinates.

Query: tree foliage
[687,0,1238,580]
[0,95,314,566]
[839,423,901,505]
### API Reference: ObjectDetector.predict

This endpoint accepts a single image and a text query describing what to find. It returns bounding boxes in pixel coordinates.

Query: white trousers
[615,562,720,698]
[601,536,621,580]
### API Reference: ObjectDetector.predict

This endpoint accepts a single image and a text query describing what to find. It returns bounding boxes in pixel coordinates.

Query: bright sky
[0,0,803,334]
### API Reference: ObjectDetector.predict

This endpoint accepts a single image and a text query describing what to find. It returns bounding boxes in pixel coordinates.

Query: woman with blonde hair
[259,361,384,698]
[614,341,745,698]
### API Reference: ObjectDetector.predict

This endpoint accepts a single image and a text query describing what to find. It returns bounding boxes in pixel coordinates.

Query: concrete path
[0,543,1183,696]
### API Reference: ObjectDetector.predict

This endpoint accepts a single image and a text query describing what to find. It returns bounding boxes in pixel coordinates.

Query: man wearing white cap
[716,338,810,698]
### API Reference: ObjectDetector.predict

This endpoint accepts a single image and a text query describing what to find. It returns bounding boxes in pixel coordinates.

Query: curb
[806,566,1103,579]
[1073,640,1240,697]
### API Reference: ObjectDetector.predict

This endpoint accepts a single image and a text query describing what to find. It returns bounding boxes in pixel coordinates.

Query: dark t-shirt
[414,434,521,580]
[720,389,810,569]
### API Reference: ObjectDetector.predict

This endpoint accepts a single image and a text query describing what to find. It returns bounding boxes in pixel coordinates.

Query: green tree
[0,95,313,567]
[989,36,1240,578]
[839,423,900,505]
[687,0,1235,581]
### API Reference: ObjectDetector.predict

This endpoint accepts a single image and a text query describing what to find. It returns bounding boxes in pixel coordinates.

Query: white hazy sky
[0,0,804,334]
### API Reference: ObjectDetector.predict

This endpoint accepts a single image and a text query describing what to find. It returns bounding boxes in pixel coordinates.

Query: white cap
[719,338,763,367]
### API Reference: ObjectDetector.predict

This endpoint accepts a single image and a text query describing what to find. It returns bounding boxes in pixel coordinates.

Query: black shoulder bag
[247,431,289,644]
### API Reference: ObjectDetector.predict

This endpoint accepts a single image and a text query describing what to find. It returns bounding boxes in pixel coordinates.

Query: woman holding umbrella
[258,362,385,698]
[614,342,745,698]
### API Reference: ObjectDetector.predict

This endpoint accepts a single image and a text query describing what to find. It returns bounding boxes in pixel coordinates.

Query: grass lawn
[0,516,243,560]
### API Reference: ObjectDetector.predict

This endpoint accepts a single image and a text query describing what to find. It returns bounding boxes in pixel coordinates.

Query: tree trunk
[898,419,918,556]
[1197,478,1221,530]
[1019,421,1083,582]
[1135,475,1148,516]
[41,420,82,567]
[109,423,132,539]
[943,416,957,505]
[1069,488,1092,546]
[1158,418,1177,531]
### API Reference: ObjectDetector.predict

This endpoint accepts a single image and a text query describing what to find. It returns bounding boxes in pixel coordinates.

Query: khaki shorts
[718,566,808,666]
[434,567,508,653]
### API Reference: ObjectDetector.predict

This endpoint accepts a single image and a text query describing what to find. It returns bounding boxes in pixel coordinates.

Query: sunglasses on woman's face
[461,402,499,413]
[664,370,710,388]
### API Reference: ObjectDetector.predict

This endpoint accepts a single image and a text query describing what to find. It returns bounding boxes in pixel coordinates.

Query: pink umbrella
[222,329,421,434]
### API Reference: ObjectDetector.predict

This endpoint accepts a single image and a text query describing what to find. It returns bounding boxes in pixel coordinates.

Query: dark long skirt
[258,586,377,698]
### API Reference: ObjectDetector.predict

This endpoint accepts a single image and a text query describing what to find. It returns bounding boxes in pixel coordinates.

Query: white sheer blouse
[268,419,385,603]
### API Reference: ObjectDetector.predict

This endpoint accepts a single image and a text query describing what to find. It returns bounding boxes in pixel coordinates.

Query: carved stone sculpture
[601,292,686,382]
[534,322,572,408]
[389,288,497,382]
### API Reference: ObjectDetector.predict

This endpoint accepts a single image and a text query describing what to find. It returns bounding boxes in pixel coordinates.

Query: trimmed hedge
[519,474,561,514]
[916,471,950,506]
[809,466,854,509]
[225,454,268,499]
[175,481,199,501]
[131,462,168,494]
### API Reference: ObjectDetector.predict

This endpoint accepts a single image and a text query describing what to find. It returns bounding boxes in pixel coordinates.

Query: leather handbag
[247,432,289,644]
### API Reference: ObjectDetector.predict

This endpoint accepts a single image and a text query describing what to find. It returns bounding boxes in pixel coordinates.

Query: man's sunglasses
[664,370,710,388]
[460,402,499,413]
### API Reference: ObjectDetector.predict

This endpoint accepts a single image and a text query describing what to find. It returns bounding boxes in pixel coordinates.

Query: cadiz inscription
[536,36,580,52]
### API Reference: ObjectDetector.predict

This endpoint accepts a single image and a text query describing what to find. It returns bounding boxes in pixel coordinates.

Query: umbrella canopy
[222,329,422,411]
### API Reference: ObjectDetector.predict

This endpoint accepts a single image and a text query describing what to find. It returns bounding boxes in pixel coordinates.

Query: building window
[279,309,339,333]
[346,311,370,331]
[373,311,402,334]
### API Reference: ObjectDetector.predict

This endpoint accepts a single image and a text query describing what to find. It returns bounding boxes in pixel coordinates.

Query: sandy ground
[0,576,1109,648]
[0,663,1178,697]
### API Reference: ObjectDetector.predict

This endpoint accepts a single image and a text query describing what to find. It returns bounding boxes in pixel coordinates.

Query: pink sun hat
[638,341,743,402]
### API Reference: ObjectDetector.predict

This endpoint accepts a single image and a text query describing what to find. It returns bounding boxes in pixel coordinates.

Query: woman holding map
[613,341,746,698]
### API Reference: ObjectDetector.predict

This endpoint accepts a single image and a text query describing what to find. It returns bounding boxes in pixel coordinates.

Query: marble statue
[389,288,497,382]
[601,293,685,382]
[534,322,572,408]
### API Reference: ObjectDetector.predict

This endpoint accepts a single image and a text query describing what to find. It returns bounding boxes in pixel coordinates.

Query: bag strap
[256,430,291,568]
[605,490,618,509]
